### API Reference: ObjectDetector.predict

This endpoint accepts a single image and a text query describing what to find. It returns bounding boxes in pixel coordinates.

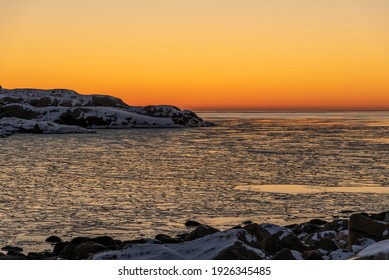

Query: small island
[0,88,213,137]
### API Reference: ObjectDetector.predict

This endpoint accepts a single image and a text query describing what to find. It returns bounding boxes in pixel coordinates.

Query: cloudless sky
[1,0,389,110]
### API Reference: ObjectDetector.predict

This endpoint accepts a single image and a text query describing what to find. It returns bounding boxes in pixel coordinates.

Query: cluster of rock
[2,212,389,260]
[0,88,212,137]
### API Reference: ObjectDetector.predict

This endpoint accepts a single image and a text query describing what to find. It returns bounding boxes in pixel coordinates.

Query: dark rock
[75,241,107,259]
[260,231,308,255]
[185,220,202,227]
[53,241,68,255]
[231,225,243,229]
[340,210,355,214]
[370,211,389,222]
[271,249,302,260]
[303,250,323,260]
[285,223,299,229]
[184,225,220,241]
[312,237,339,252]
[290,223,322,236]
[91,95,128,107]
[155,234,181,244]
[303,231,337,246]
[45,235,62,244]
[320,219,348,232]
[59,243,78,259]
[70,236,92,245]
[27,252,56,260]
[92,236,115,247]
[349,213,389,245]
[308,219,328,226]
[214,242,264,260]
[2,104,40,119]
[118,239,160,249]
[243,223,289,242]
[243,220,253,225]
[1,246,23,253]
[0,255,27,260]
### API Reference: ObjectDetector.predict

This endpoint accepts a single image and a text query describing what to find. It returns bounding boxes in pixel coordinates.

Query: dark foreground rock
[2,211,389,260]
[348,213,389,245]
[0,88,213,137]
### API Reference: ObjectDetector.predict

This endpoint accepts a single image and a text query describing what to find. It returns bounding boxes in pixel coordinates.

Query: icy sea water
[0,112,389,252]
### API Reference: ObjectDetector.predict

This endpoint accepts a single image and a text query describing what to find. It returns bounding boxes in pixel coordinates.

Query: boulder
[260,230,308,255]
[75,241,107,259]
[303,250,323,260]
[45,235,62,244]
[271,249,303,260]
[155,234,181,244]
[320,219,348,232]
[303,231,337,246]
[185,220,202,227]
[355,240,389,260]
[184,225,220,241]
[349,213,389,245]
[92,236,115,247]
[1,246,23,253]
[312,237,339,252]
[244,223,290,242]
[214,242,264,260]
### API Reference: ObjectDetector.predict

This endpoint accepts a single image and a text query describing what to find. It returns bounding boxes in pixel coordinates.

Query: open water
[0,112,388,252]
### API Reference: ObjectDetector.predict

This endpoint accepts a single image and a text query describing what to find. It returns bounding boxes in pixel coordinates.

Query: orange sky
[1,0,389,110]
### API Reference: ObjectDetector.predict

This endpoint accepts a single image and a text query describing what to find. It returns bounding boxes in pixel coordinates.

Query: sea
[1,111,388,253]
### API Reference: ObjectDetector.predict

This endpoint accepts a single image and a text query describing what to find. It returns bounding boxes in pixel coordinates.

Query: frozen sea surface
[0,111,388,252]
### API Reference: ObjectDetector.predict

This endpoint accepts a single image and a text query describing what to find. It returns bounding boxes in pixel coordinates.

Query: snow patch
[356,240,389,259]
[93,229,265,260]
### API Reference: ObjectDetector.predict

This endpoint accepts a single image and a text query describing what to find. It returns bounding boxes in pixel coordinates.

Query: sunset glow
[1,0,389,110]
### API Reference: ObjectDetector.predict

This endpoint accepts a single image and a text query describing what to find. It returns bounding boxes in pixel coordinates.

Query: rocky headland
[0,88,212,137]
[2,212,389,260]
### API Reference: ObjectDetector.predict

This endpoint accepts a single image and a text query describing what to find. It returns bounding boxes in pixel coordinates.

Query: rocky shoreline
[2,212,389,260]
[0,88,213,137]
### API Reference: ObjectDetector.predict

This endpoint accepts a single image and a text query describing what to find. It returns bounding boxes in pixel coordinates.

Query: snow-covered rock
[93,229,266,260]
[0,88,212,136]
[354,240,389,260]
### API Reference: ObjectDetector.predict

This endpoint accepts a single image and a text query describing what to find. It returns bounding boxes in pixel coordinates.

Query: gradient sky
[1,0,389,110]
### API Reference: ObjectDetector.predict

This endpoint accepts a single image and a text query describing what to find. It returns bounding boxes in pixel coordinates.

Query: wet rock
[312,237,339,252]
[70,236,92,245]
[59,243,78,259]
[185,220,202,227]
[155,234,181,244]
[370,211,389,222]
[119,239,161,249]
[0,254,27,260]
[349,213,389,245]
[92,236,115,247]
[320,219,348,232]
[1,246,23,253]
[260,231,308,255]
[45,235,62,244]
[53,241,68,255]
[307,219,327,226]
[27,252,56,260]
[244,223,289,242]
[214,242,265,260]
[303,231,337,246]
[271,249,303,260]
[303,250,323,260]
[75,241,107,259]
[290,223,322,236]
[184,225,220,241]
